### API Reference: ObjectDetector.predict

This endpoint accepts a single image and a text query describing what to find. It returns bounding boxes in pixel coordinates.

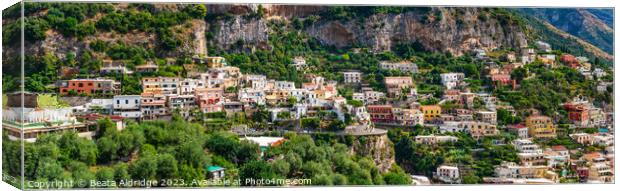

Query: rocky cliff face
[349,134,394,173]
[209,6,529,56]
[6,4,609,62]
[16,20,205,60]
[20,28,159,60]
[210,16,270,51]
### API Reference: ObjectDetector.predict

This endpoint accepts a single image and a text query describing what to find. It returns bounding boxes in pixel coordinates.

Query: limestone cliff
[208,6,529,57]
[349,134,394,173]
[4,4,611,65]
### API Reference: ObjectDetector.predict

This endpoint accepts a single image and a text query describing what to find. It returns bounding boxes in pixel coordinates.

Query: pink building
[195,88,224,113]
[490,74,516,89]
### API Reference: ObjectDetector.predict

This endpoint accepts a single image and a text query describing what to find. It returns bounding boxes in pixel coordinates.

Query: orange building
[420,105,442,122]
[59,79,120,96]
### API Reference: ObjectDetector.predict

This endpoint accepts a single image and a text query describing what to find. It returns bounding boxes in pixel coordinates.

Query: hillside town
[2,38,614,185]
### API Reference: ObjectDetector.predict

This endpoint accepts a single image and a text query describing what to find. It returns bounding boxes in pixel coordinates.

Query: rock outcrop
[209,6,529,56]
[210,16,270,51]
[5,4,611,64]
[349,134,395,173]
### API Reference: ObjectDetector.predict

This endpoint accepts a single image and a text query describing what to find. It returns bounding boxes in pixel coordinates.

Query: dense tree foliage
[3,116,411,188]
[392,129,519,181]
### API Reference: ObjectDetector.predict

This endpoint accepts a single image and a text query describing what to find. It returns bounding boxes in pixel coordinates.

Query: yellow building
[420,105,441,121]
[207,57,227,68]
[265,90,290,106]
[525,115,556,139]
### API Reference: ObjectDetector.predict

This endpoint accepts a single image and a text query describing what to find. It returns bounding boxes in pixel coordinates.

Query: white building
[364,91,386,104]
[477,93,498,110]
[242,75,267,89]
[292,56,307,70]
[512,139,542,154]
[113,95,142,119]
[275,81,296,90]
[352,105,371,123]
[436,165,460,184]
[520,55,533,64]
[352,91,386,105]
[167,94,196,117]
[380,61,418,73]
[141,77,181,95]
[3,107,85,141]
[593,68,606,78]
[570,133,594,145]
[592,133,614,146]
[440,73,465,90]
[292,104,308,119]
[343,71,362,84]
[439,121,466,133]
[589,107,606,127]
[289,89,308,103]
[179,78,205,95]
[352,93,365,102]
[71,98,114,114]
[239,88,266,106]
[414,135,458,145]
[100,60,133,74]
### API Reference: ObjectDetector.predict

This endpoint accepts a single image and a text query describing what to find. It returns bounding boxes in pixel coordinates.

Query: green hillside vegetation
[2,116,411,188]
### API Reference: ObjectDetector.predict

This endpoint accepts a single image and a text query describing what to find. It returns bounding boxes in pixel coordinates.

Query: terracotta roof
[551,145,568,151]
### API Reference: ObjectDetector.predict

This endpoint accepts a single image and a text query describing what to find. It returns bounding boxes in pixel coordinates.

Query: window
[117,100,120,104]
[125,100,128,104]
